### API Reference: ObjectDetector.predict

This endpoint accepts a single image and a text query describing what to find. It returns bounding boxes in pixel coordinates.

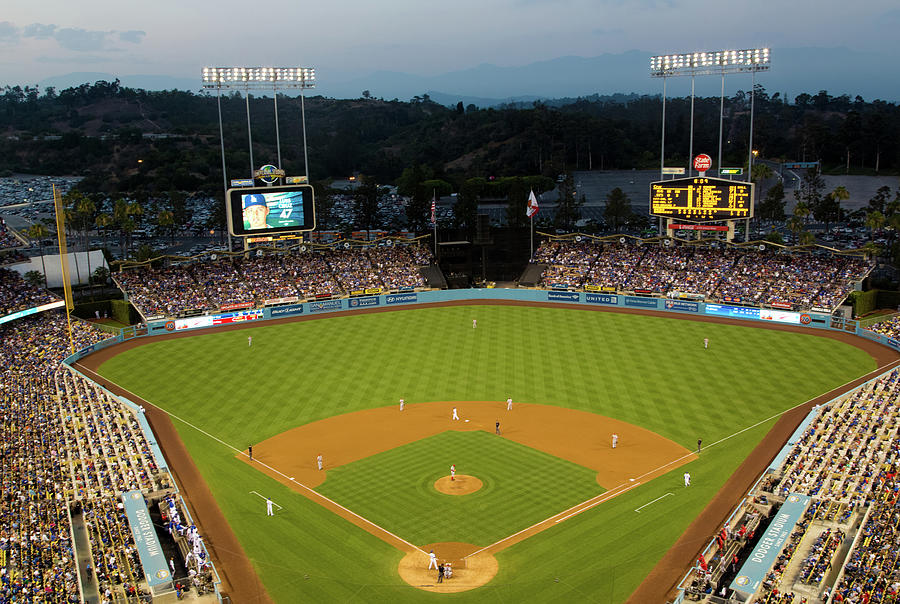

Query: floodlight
[650,48,770,78]
[201,66,316,89]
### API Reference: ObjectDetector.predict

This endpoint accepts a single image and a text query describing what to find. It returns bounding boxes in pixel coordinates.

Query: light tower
[201,67,316,251]
[649,48,770,239]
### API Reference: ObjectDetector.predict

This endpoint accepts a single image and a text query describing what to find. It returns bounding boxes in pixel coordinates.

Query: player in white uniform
[248,335,252,347]
[703,338,708,349]
[266,498,273,516]
[506,397,513,411]
[317,454,324,470]
[428,550,438,569]
[399,399,405,411]
[684,472,691,487]
[473,319,477,329]
[611,433,618,449]
[450,464,456,481]
[452,407,459,420]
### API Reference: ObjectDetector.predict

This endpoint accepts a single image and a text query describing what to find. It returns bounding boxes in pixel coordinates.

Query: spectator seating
[116,244,433,318]
[532,239,870,312]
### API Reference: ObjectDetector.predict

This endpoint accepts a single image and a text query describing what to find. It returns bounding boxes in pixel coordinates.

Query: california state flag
[526,189,539,218]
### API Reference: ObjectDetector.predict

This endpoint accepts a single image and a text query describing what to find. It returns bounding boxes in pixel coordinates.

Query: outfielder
[472,318,477,329]
[684,472,691,487]
[703,338,708,349]
[248,335,252,347]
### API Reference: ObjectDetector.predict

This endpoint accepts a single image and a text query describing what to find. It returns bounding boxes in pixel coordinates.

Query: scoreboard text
[650,177,753,222]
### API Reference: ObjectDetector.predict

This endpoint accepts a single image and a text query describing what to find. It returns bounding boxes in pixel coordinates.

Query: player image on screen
[241,191,306,231]
[227,184,315,236]
[242,194,271,230]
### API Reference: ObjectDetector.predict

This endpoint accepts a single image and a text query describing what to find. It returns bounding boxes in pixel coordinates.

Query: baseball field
[84,303,882,602]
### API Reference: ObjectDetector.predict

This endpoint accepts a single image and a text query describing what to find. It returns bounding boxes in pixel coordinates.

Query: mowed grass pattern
[96,305,878,602]
[317,430,603,545]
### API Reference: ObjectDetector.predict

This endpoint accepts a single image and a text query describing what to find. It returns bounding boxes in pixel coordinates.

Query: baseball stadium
[4,216,900,603]
[2,55,899,604]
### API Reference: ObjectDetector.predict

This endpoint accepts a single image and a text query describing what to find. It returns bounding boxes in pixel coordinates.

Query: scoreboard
[650,177,753,222]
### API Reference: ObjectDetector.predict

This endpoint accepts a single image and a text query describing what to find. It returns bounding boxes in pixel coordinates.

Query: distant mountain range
[34,47,900,107]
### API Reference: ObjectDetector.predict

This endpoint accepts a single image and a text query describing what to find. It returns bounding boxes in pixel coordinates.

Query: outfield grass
[317,430,603,546]
[96,305,877,602]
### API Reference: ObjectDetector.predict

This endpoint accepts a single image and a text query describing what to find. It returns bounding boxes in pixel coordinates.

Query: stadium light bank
[649,48,770,240]
[201,66,316,252]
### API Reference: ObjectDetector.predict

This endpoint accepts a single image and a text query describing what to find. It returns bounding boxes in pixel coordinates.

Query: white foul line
[72,362,426,555]
[634,492,673,513]
[249,490,283,509]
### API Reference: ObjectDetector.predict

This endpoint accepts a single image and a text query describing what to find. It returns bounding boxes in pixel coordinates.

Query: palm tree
[24,223,50,288]
[750,163,774,236]
[157,209,175,245]
[866,211,885,236]
[96,213,114,252]
[74,195,96,292]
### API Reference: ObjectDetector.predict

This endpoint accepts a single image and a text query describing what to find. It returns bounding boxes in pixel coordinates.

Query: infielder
[399,399,405,411]
[452,407,459,420]
[266,498,274,516]
[317,454,323,471]
[684,472,691,487]
[612,433,618,449]
[506,397,513,411]
[428,550,438,570]
[450,464,456,481]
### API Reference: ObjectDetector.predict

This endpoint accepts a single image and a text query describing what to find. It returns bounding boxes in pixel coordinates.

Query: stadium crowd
[686,368,900,603]
[0,269,214,602]
[0,221,23,250]
[0,267,58,316]
[865,314,900,340]
[533,240,870,311]
[115,244,431,318]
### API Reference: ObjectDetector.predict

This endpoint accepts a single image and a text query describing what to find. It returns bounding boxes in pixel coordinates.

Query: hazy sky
[2,0,899,85]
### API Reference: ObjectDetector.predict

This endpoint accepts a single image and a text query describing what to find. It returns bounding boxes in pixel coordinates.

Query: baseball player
[399,399,405,411]
[495,420,501,435]
[452,407,459,421]
[427,550,438,570]
[472,318,477,329]
[697,438,702,454]
[266,498,274,516]
[248,335,252,347]
[684,472,691,487]
[450,464,456,481]
[317,454,324,471]
[506,397,513,411]
[611,433,618,449]
[703,338,708,349]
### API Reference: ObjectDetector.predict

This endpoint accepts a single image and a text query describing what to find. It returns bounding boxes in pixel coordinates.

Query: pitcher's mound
[434,474,483,495]
[398,542,498,593]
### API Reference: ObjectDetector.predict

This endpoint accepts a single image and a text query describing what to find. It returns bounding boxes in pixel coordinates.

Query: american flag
[430,198,436,224]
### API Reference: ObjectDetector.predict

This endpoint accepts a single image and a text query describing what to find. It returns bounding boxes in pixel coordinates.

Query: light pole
[650,49,770,178]
[201,66,316,252]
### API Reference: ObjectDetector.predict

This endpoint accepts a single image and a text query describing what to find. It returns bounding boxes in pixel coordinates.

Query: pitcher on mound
[450,464,456,481]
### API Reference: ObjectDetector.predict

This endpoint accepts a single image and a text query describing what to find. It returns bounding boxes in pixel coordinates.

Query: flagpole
[530,214,534,259]
[432,188,437,258]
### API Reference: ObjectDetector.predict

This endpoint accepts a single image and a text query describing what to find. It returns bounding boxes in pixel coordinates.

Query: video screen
[227,184,316,236]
